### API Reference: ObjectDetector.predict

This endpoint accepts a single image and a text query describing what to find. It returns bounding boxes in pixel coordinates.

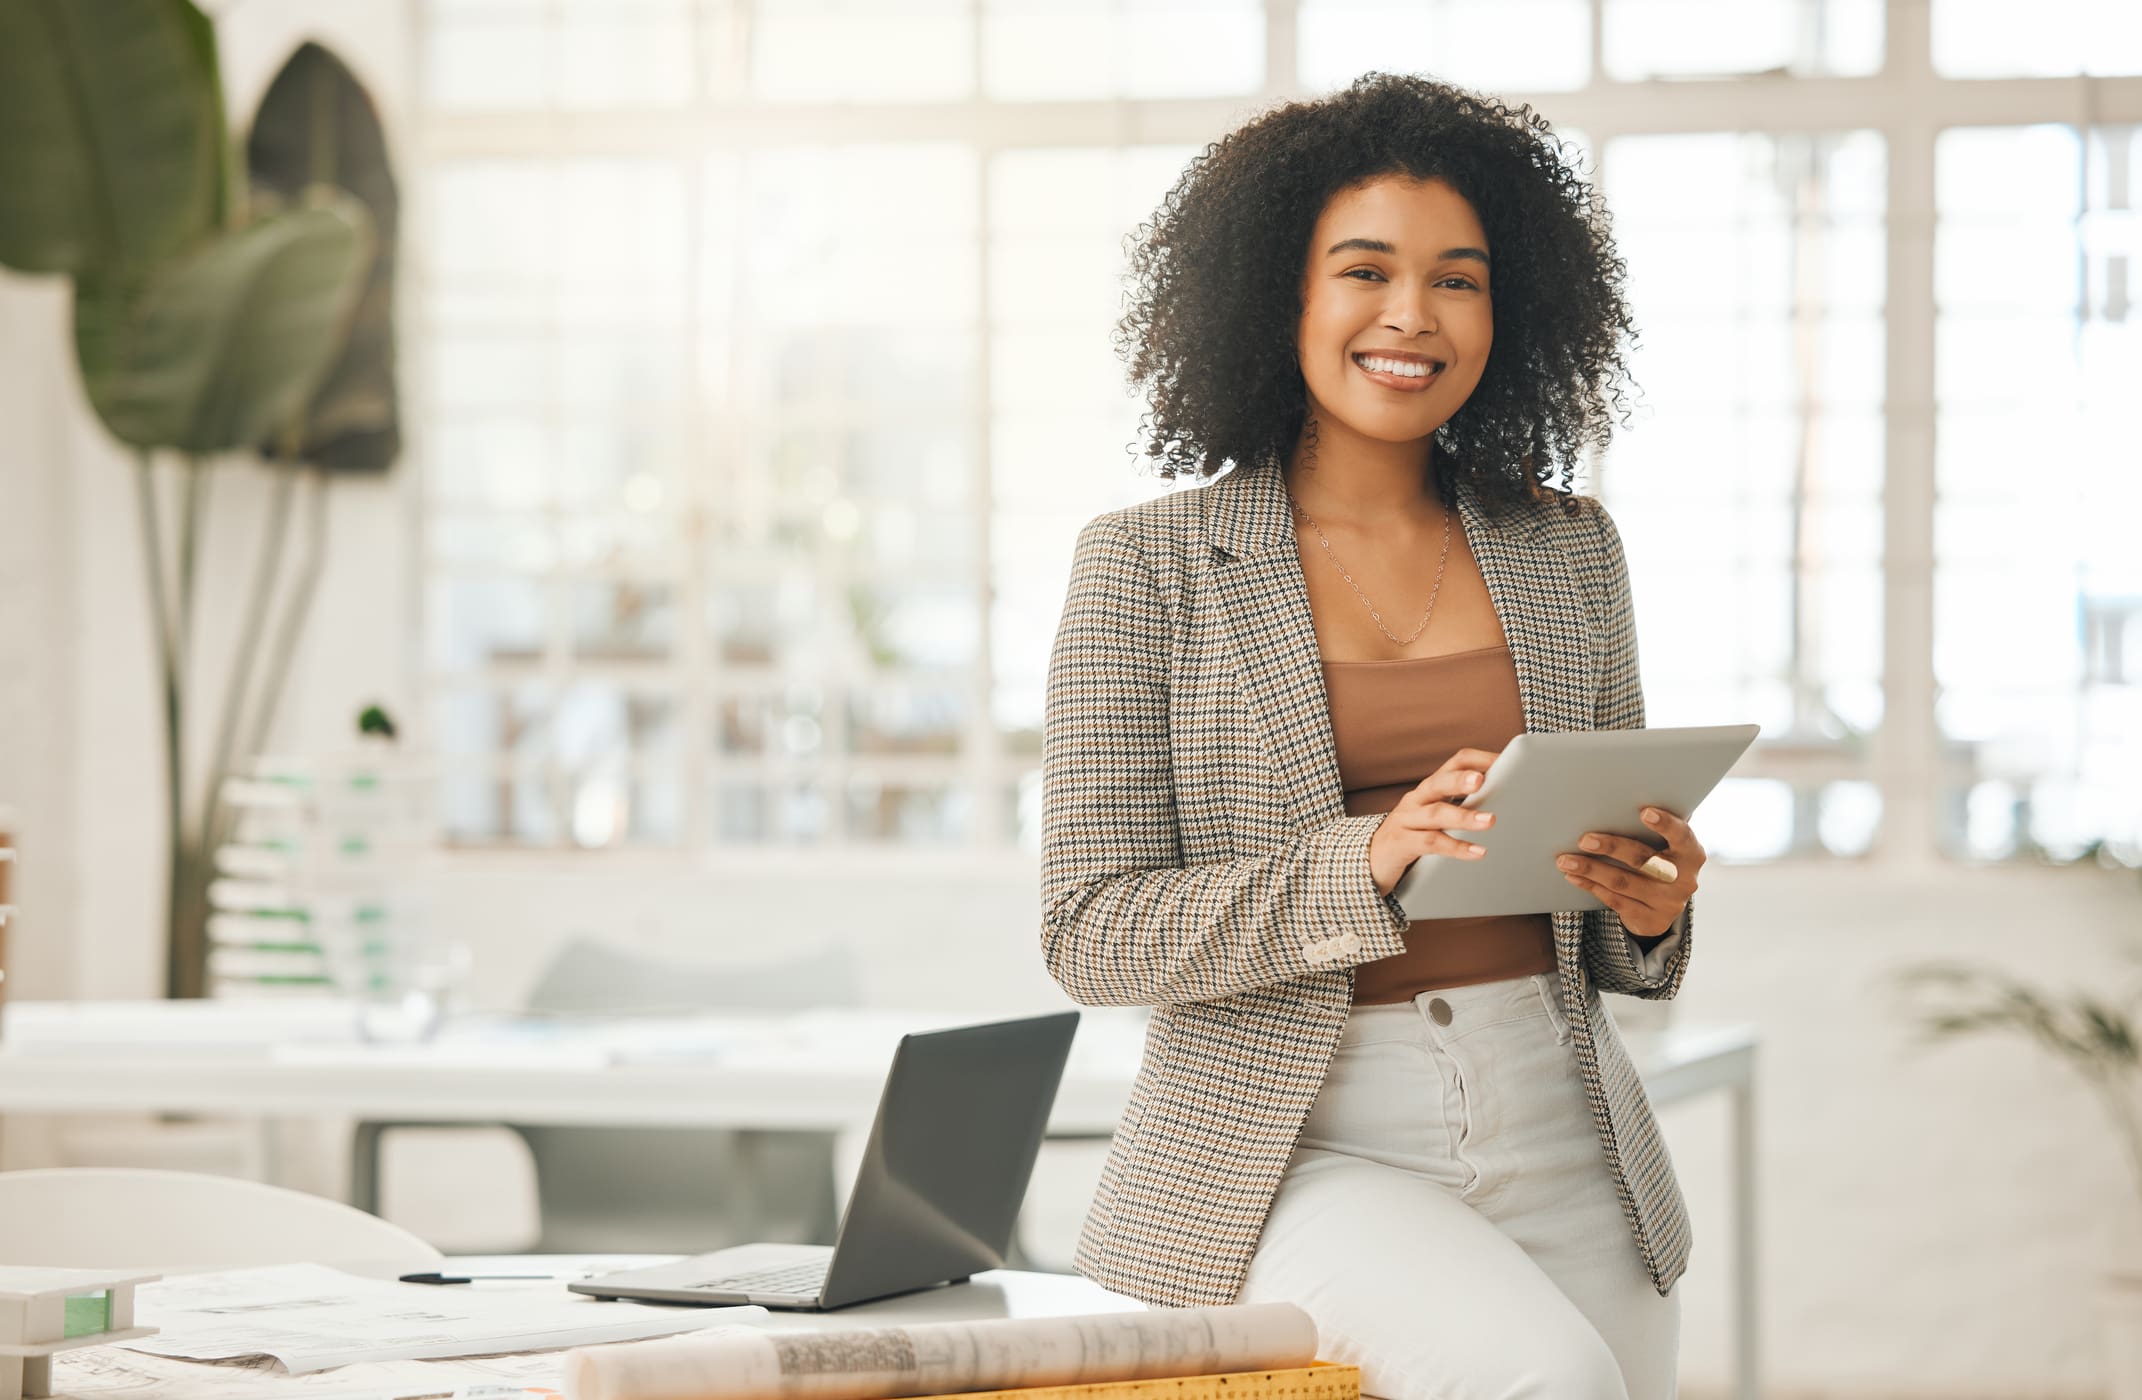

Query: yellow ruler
[899,1361,1361,1400]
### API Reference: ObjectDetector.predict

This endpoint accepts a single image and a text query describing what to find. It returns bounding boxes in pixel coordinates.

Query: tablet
[1390,723,1760,921]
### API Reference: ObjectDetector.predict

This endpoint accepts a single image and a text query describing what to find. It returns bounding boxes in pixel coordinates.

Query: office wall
[3,3,2140,1396]
[0,275,78,1003]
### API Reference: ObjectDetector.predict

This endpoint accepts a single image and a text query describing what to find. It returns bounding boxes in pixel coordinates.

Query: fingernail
[1643,808,1661,823]
[1467,843,1485,855]
[1557,856,1579,871]
[1580,836,1602,851]
[1467,774,1480,787]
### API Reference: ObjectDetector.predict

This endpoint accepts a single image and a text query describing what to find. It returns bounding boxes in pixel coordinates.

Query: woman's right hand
[1366,747,1502,896]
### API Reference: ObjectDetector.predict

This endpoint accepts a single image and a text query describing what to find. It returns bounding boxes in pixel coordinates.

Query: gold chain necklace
[1289,495,1453,648]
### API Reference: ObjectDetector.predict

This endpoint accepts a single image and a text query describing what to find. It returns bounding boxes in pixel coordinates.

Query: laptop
[569,1009,1082,1310]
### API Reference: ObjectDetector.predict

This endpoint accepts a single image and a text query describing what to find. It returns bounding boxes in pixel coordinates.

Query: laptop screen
[819,1010,1080,1307]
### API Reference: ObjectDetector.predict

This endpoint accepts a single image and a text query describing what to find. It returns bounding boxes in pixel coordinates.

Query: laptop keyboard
[688,1260,829,1295]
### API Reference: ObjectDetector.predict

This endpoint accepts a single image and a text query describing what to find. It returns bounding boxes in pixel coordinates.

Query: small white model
[0,1269,159,1400]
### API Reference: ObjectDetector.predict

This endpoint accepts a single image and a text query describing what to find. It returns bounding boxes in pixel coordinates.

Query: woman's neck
[1282,418,1443,528]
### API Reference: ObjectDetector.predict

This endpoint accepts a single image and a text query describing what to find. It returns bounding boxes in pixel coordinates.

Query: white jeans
[1233,967,1680,1400]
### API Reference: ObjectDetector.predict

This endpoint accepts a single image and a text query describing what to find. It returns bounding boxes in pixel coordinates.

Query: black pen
[399,1271,553,1285]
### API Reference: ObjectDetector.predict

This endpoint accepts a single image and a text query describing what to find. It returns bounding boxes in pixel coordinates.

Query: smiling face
[1294,175,1494,457]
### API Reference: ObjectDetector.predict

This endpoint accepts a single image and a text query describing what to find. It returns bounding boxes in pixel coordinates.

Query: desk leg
[1731,1072,1760,1400]
[253,1116,288,1187]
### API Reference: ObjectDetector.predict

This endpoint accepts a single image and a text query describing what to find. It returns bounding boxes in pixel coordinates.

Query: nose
[1383,277,1439,337]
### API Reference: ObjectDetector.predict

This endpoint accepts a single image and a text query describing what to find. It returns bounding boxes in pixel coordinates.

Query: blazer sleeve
[1580,498,1694,1000]
[1038,515,1410,1008]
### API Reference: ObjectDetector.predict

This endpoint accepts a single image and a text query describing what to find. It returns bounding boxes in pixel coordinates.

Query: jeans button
[1426,997,1453,1027]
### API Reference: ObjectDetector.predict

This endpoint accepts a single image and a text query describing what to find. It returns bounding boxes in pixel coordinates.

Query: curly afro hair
[1113,72,1640,521]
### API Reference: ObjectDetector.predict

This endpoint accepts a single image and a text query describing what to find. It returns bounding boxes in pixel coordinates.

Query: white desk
[0,1003,1758,1400]
[0,1004,1151,1132]
[49,1258,1144,1399]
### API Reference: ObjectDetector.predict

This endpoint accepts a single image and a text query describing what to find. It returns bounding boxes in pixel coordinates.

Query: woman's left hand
[1555,807,1705,939]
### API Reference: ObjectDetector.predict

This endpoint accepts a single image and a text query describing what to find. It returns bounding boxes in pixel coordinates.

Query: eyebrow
[1325,237,1490,267]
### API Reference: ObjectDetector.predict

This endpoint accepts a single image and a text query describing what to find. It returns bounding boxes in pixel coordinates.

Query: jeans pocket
[1532,973,1574,1045]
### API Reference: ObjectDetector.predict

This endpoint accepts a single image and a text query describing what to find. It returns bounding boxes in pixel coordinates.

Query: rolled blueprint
[564,1303,1319,1400]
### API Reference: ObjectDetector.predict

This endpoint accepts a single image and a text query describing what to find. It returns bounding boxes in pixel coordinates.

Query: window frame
[404,0,2142,870]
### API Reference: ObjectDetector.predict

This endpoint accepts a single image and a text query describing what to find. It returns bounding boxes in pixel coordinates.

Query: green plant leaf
[1892,958,2142,1079]
[2079,999,2141,1066]
[73,198,373,454]
[0,0,222,274]
[245,40,400,473]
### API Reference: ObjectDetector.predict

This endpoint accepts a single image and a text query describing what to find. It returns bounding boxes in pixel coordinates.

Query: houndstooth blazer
[1038,459,1695,1308]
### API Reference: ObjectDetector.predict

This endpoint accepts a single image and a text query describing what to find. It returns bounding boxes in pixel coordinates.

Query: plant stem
[134,454,179,686]
[199,459,296,862]
[132,452,189,999]
[245,464,331,765]
[177,458,207,677]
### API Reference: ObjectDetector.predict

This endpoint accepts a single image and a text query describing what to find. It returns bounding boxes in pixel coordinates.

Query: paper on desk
[53,1344,574,1400]
[126,1264,766,1374]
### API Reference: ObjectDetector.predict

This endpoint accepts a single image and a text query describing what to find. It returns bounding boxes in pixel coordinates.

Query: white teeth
[1355,354,1438,379]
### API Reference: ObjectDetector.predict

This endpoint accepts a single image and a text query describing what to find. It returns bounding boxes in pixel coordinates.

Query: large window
[1601,130,1888,859]
[1932,123,2140,861]
[414,0,2142,868]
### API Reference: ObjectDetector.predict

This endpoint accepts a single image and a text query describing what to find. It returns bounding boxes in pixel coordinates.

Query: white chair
[0,1167,442,1274]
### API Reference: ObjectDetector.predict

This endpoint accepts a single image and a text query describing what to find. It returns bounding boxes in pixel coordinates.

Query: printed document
[126,1264,766,1374]
[54,1344,577,1400]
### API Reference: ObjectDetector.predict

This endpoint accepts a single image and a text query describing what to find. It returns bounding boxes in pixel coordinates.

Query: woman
[1039,75,1707,1399]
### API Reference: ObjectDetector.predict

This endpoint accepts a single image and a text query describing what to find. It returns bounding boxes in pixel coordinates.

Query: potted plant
[1892,929,2142,1396]
[0,1,401,996]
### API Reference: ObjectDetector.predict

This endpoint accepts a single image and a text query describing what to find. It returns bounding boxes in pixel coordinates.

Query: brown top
[1323,644,1556,1004]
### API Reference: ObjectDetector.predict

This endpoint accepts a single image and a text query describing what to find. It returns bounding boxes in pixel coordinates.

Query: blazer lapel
[1205,465,1599,830]
[1208,465,1348,826]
